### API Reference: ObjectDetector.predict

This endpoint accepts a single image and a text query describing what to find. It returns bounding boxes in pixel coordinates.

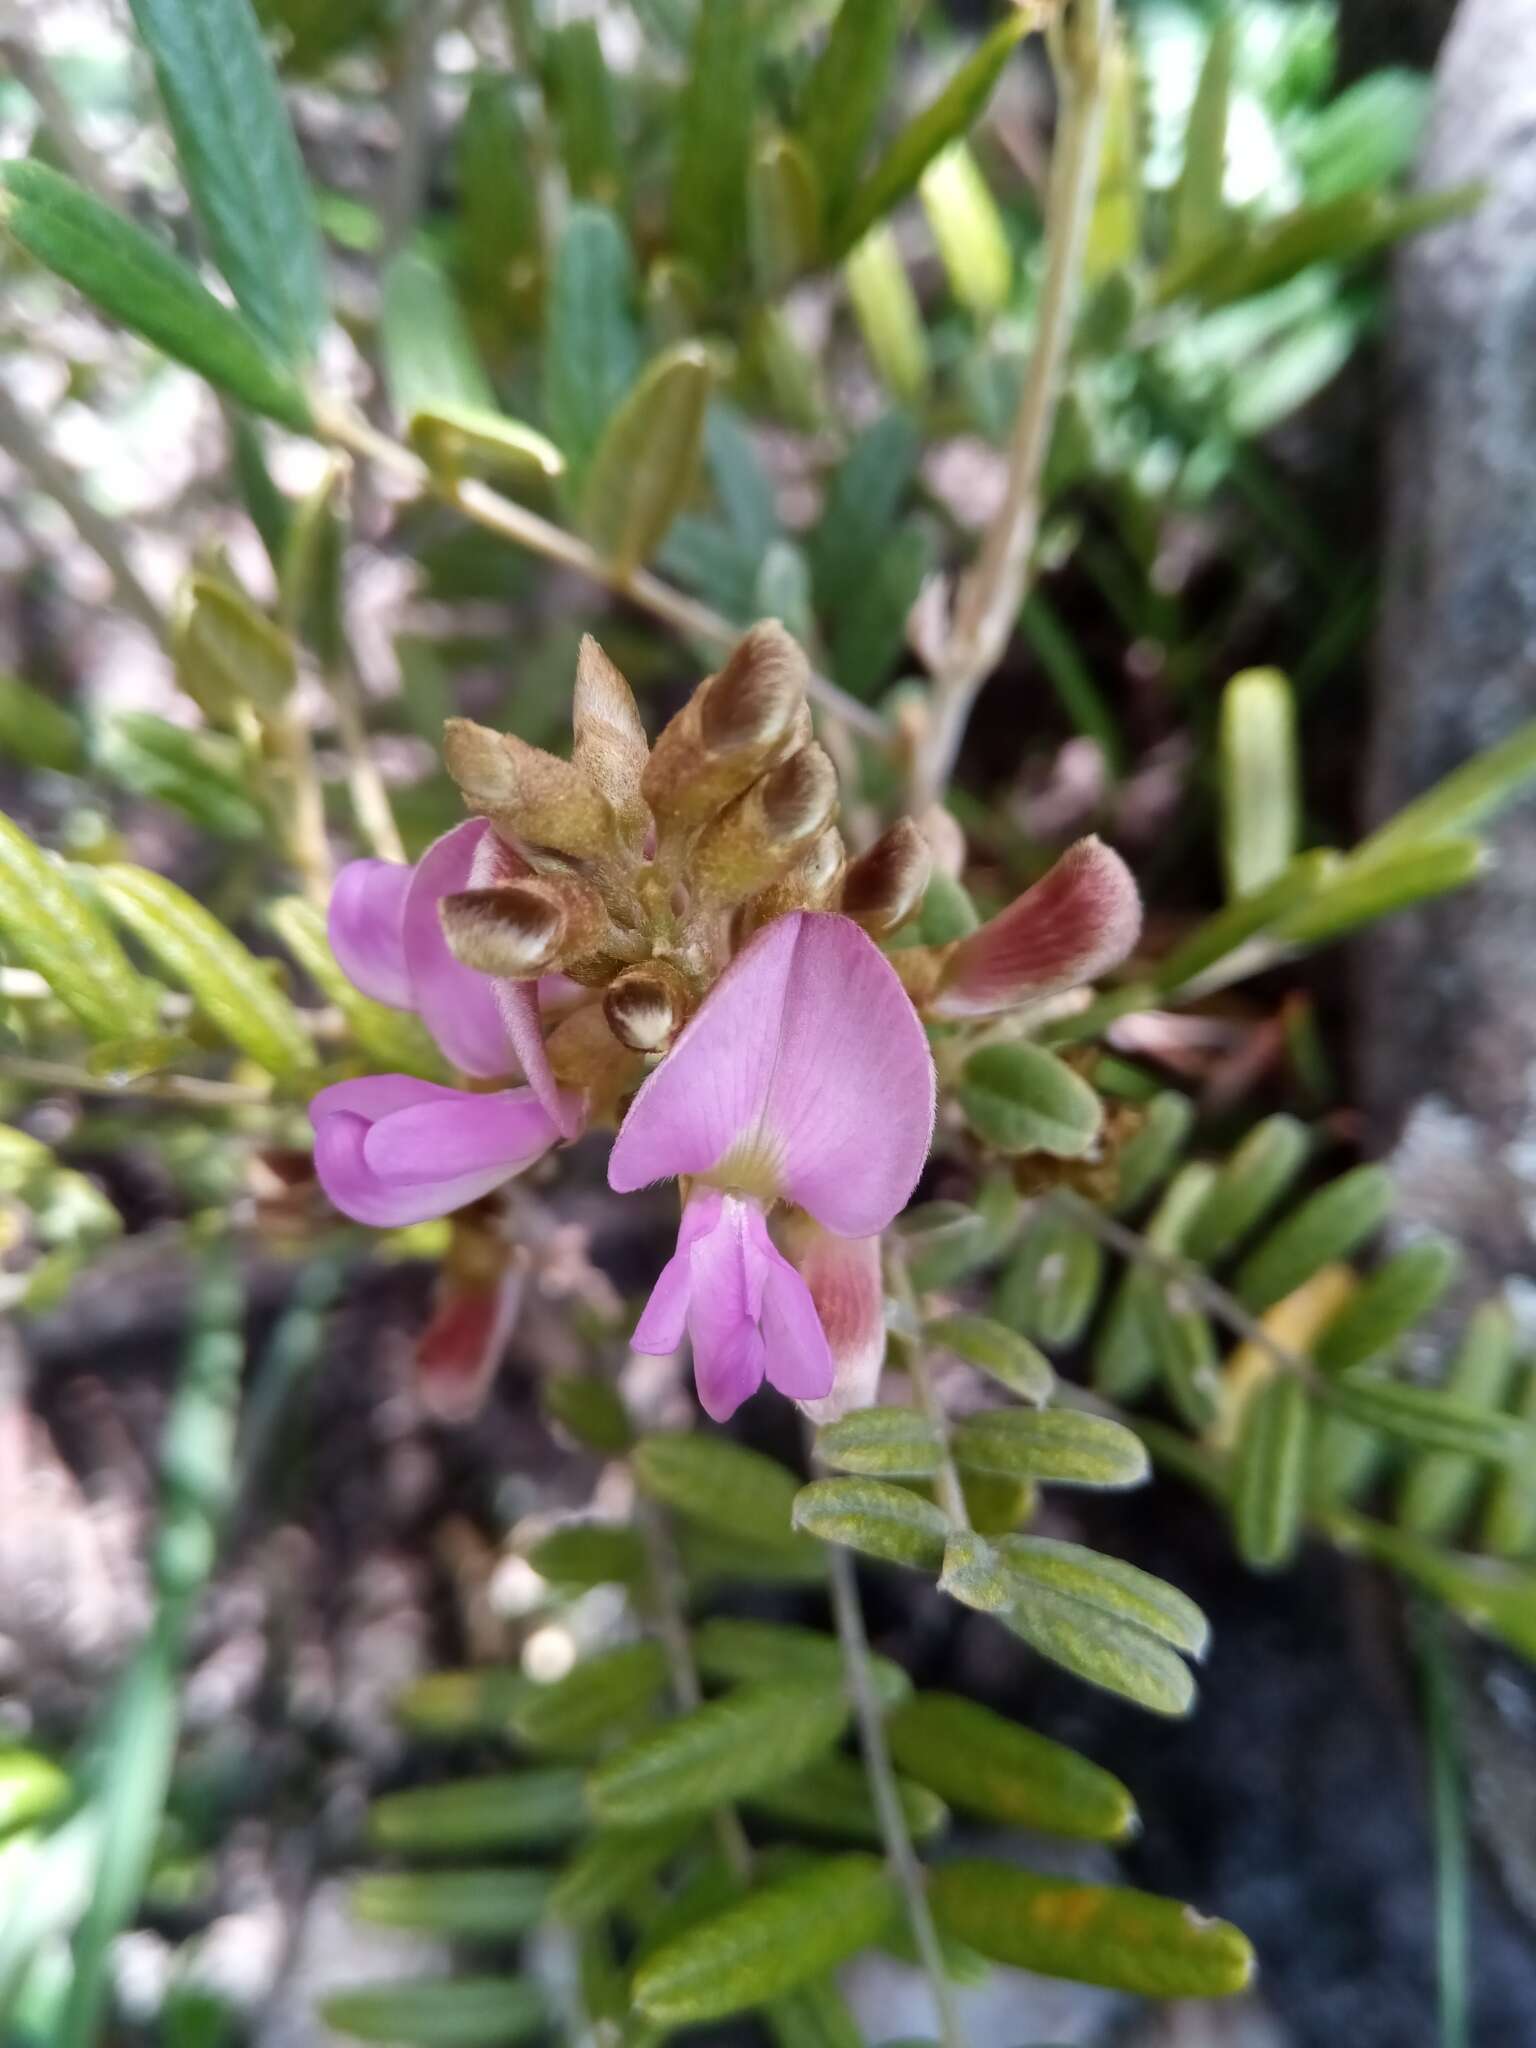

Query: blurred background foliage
[0,0,1534,2044]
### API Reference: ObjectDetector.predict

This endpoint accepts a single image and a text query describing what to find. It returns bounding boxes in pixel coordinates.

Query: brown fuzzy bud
[443,718,616,860]
[571,636,650,848]
[603,959,693,1053]
[545,999,644,1124]
[740,826,846,933]
[690,743,838,904]
[840,817,933,936]
[439,875,609,979]
[642,621,808,831]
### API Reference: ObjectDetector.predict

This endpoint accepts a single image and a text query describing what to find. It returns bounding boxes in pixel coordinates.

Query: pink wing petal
[310,1073,458,1123]
[631,1188,723,1354]
[328,859,413,1008]
[403,821,518,1077]
[789,1225,885,1424]
[608,913,935,1238]
[758,1259,835,1403]
[495,978,582,1140]
[313,1107,521,1226]
[363,1086,565,1186]
[686,1196,767,1422]
[932,836,1142,1020]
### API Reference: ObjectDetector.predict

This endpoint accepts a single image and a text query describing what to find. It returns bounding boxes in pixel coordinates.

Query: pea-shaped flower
[609,912,935,1420]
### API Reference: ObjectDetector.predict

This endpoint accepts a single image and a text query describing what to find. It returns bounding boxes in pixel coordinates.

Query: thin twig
[378,0,443,267]
[824,1539,966,2048]
[888,1244,973,1530]
[321,659,407,863]
[315,404,891,743]
[0,381,165,637]
[912,0,1110,811]
[636,1501,754,1885]
[0,1056,277,1107]
[0,21,118,208]
[268,709,335,902]
[1049,1186,1318,1387]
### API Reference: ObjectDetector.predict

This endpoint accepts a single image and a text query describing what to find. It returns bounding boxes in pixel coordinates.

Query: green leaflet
[173,574,296,723]
[1220,667,1299,901]
[126,0,327,362]
[886,1690,1136,1841]
[672,0,754,288]
[1322,1377,1534,1465]
[381,246,496,424]
[925,1313,1055,1404]
[266,896,441,1078]
[1313,1240,1461,1375]
[0,813,159,1041]
[319,1977,546,2046]
[795,0,908,218]
[1269,839,1486,948]
[632,1854,896,2025]
[633,1432,804,1550]
[510,1642,669,1754]
[369,1772,587,1854]
[542,1377,634,1454]
[845,224,930,402]
[94,712,264,841]
[693,1616,910,1710]
[1111,1090,1196,1216]
[995,1212,1104,1349]
[1183,1113,1311,1265]
[959,1042,1105,1158]
[816,1406,944,1479]
[994,1536,1210,1657]
[745,1753,946,1846]
[832,14,1029,253]
[920,142,1013,317]
[791,1475,950,1571]
[1235,1164,1394,1312]
[1397,1302,1517,1541]
[1231,1373,1312,1571]
[930,1861,1254,1997]
[97,865,316,1084]
[524,1522,646,1588]
[543,205,642,483]
[1170,19,1234,262]
[0,163,312,430]
[949,1408,1148,1489]
[552,1816,703,1926]
[749,132,823,292]
[0,672,84,773]
[1356,716,1536,862]
[1153,850,1341,994]
[350,1869,553,1940]
[586,1679,849,1826]
[580,342,718,572]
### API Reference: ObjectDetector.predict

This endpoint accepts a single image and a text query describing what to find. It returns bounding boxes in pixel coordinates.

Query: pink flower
[310,1075,573,1227]
[931,835,1141,1020]
[328,820,575,1136]
[783,1219,886,1426]
[609,912,935,1421]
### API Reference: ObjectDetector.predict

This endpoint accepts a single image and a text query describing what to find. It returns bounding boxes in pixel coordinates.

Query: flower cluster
[311,627,1140,1420]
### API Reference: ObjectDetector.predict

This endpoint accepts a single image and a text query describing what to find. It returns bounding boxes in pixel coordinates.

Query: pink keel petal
[608,912,935,1239]
[789,1226,885,1424]
[631,1189,724,1354]
[363,1087,565,1186]
[686,1196,768,1422]
[329,860,414,1007]
[932,836,1142,1020]
[310,1073,458,1123]
[313,1108,520,1226]
[403,821,518,1076]
[495,978,581,1139]
[758,1257,834,1402]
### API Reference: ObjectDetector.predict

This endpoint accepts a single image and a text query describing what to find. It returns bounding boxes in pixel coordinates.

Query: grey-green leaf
[369,1772,586,1854]
[1235,1165,1395,1312]
[1231,1373,1312,1571]
[580,342,717,572]
[319,1977,546,2046]
[127,0,327,361]
[792,1475,950,1571]
[816,1406,944,1479]
[543,205,642,483]
[886,1690,1136,1841]
[950,1408,1148,1489]
[0,163,312,430]
[959,1042,1104,1158]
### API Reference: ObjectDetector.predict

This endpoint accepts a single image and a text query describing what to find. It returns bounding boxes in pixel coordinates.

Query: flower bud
[641,621,808,831]
[689,743,838,904]
[840,817,932,936]
[604,959,692,1053]
[932,835,1142,1019]
[571,636,650,849]
[443,718,617,861]
[439,875,609,979]
[546,998,644,1122]
[742,826,845,931]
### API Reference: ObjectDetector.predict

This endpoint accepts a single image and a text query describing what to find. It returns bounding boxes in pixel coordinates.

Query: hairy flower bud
[642,621,808,831]
[571,636,650,850]
[443,718,617,860]
[742,826,846,931]
[439,875,609,979]
[604,959,693,1053]
[690,743,838,904]
[840,817,932,936]
[546,998,644,1122]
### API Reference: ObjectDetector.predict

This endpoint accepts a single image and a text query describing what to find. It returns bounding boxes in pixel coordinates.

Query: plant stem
[0,380,165,637]
[913,0,1111,812]
[325,659,408,863]
[0,1056,276,1108]
[1414,1601,1471,2048]
[315,404,890,743]
[888,1245,973,1529]
[1050,1185,1320,1389]
[636,1501,754,1885]
[825,1539,966,2048]
[268,707,335,903]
